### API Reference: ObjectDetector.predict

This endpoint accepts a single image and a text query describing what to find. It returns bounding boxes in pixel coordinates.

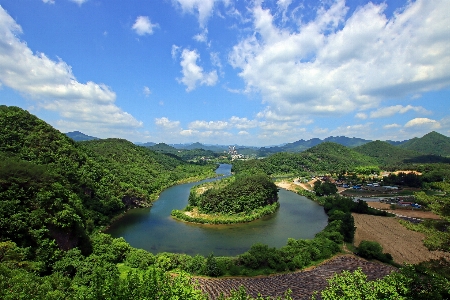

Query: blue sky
[0,0,449,146]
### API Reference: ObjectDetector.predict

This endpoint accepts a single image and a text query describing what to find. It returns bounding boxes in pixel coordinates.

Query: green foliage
[233,142,378,175]
[124,248,155,270]
[205,253,223,277]
[357,241,393,263]
[189,173,278,215]
[313,180,338,196]
[313,268,409,300]
[172,202,280,224]
[399,131,450,157]
[0,106,215,271]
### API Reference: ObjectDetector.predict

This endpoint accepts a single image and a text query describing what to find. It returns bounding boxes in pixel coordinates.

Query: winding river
[106,164,328,256]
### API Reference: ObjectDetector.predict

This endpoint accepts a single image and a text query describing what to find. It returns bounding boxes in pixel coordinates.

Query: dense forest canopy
[0,105,215,271]
[188,173,278,215]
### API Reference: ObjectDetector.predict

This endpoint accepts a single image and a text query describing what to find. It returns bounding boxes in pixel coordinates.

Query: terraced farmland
[195,255,395,299]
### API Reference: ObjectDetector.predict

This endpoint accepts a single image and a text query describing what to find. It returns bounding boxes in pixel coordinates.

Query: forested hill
[354,140,450,168]
[80,138,216,202]
[0,106,214,269]
[232,142,378,175]
[354,140,424,166]
[398,131,450,157]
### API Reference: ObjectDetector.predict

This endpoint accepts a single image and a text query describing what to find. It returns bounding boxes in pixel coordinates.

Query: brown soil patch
[276,181,299,192]
[195,255,395,300]
[381,170,422,176]
[367,202,441,220]
[353,214,450,264]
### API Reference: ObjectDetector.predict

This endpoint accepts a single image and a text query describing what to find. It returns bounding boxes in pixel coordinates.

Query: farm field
[353,214,450,264]
[195,255,395,300]
[367,202,441,219]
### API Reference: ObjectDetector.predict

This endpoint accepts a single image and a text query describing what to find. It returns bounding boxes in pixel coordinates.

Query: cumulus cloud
[328,123,375,138]
[173,0,227,28]
[370,105,430,118]
[42,0,55,4]
[229,0,450,121]
[132,16,158,36]
[404,118,440,129]
[177,48,218,91]
[0,7,142,134]
[355,112,368,120]
[155,117,180,129]
[384,123,401,129]
[189,120,228,130]
[193,29,209,43]
[230,116,258,129]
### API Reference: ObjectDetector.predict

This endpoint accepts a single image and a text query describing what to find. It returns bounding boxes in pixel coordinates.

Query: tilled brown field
[194,255,395,299]
[353,213,450,264]
[367,202,441,219]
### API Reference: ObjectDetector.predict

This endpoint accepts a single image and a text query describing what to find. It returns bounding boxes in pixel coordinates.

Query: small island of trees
[171,171,279,224]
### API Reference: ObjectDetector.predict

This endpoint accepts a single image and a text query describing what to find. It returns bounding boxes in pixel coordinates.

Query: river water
[106,164,328,256]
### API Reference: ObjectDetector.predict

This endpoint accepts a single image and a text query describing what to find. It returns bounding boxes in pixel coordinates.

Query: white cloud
[132,16,158,36]
[173,0,226,28]
[189,120,228,130]
[193,29,209,43]
[0,7,142,134]
[238,130,249,135]
[229,116,258,129]
[229,0,450,121]
[171,45,180,60]
[180,129,199,136]
[143,86,151,97]
[384,123,401,129]
[70,0,88,5]
[370,105,430,118]
[328,123,375,138]
[177,48,218,91]
[155,117,180,129]
[42,0,55,4]
[355,112,368,119]
[404,118,440,129]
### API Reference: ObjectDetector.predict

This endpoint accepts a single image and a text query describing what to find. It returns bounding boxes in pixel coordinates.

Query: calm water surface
[106,164,328,256]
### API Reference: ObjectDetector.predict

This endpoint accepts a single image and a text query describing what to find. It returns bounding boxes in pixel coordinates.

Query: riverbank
[100,171,218,232]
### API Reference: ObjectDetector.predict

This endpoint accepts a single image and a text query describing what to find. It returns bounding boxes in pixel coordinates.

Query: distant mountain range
[65,131,450,158]
[65,131,99,141]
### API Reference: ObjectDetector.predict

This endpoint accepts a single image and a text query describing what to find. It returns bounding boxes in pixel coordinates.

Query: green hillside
[355,140,450,168]
[80,139,215,202]
[399,131,450,157]
[355,140,421,165]
[0,106,214,269]
[233,142,378,174]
